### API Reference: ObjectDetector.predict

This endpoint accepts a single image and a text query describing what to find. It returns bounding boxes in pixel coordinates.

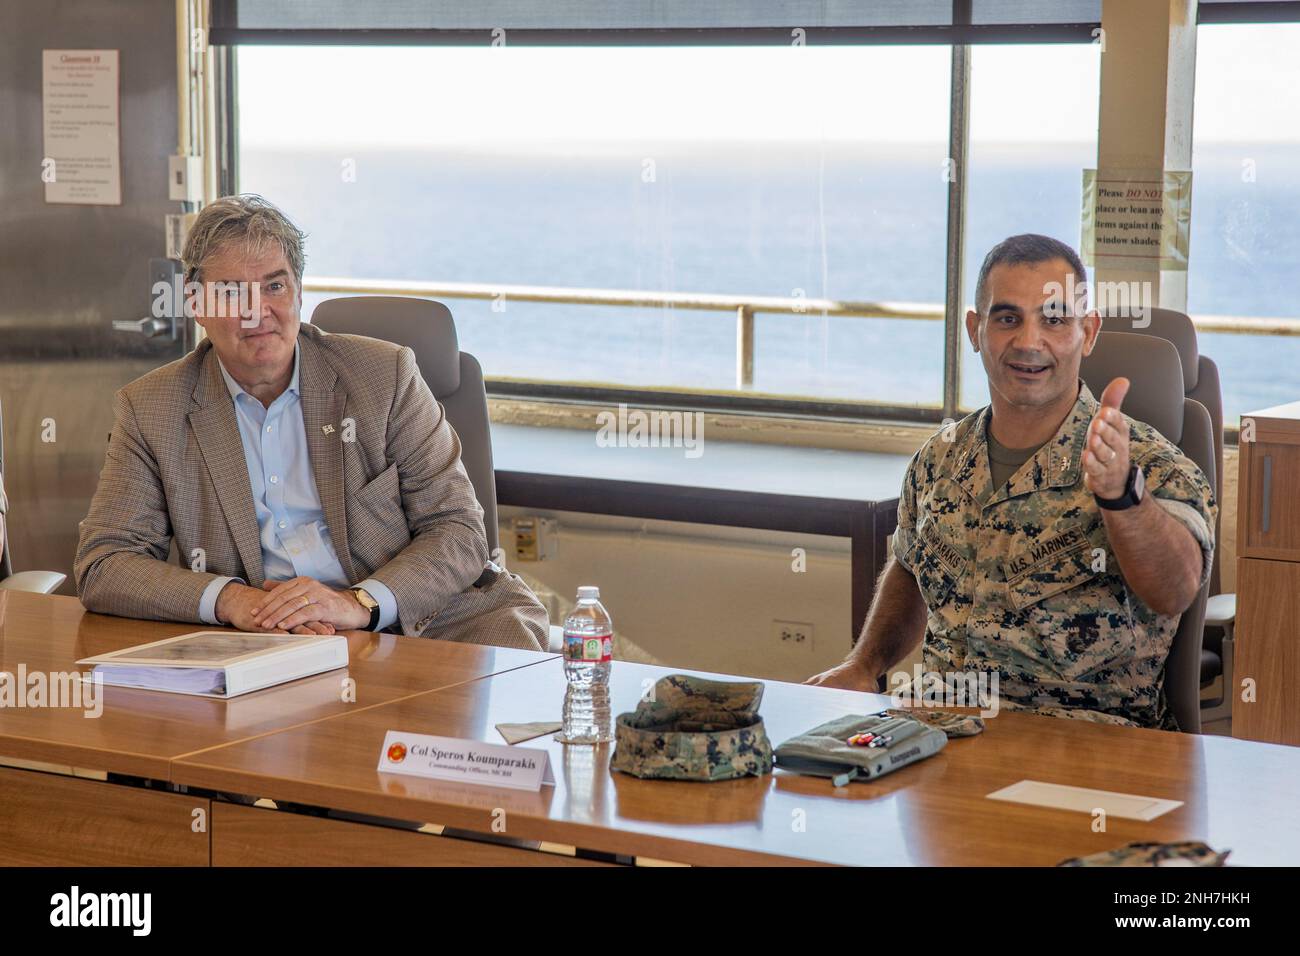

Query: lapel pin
[322,424,335,435]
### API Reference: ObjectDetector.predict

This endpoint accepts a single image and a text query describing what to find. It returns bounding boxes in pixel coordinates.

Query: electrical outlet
[772,620,815,654]
[511,515,557,562]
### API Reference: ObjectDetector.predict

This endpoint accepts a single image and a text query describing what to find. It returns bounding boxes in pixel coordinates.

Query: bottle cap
[577,585,601,601]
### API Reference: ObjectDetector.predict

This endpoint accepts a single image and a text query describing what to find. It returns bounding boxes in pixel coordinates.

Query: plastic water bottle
[557,586,613,745]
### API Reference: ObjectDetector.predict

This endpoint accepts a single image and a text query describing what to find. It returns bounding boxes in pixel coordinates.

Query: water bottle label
[564,632,613,663]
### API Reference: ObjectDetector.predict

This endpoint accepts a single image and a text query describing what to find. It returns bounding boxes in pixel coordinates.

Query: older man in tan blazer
[76,195,547,651]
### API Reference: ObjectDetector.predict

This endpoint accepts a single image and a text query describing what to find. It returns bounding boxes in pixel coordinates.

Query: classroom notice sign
[42,49,122,206]
[1080,168,1192,272]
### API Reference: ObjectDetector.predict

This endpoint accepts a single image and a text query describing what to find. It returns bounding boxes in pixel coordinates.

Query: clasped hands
[215,576,371,635]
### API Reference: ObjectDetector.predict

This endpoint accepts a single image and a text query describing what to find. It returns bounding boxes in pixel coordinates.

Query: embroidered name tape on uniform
[920,520,966,579]
[1003,526,1087,584]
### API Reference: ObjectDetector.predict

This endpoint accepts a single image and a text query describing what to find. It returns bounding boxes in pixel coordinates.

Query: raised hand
[1083,377,1131,499]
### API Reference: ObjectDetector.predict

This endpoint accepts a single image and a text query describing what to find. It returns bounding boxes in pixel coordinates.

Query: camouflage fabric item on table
[886,708,985,737]
[1058,841,1229,867]
[609,674,773,781]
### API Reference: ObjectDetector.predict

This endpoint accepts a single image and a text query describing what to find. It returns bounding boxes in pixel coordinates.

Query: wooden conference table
[2,591,1298,866]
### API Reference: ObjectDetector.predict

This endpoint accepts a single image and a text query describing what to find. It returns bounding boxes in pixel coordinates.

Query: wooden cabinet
[1233,559,1300,743]
[1239,402,1300,562]
[1234,402,1300,744]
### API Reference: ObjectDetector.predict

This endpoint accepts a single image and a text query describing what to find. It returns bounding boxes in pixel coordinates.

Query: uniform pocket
[1006,545,1135,678]
[1006,542,1096,611]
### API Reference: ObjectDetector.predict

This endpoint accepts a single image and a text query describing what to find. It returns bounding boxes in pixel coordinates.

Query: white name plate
[377,730,555,791]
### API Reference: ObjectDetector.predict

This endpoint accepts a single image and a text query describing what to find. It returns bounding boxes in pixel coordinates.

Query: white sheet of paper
[42,50,122,205]
[495,721,563,745]
[987,779,1183,821]
[377,730,555,791]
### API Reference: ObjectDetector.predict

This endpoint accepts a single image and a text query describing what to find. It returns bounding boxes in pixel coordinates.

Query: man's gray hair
[974,233,1088,315]
[182,194,306,286]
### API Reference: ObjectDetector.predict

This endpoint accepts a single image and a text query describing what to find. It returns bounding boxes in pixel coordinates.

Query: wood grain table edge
[170,757,832,867]
[164,655,559,775]
[0,735,173,782]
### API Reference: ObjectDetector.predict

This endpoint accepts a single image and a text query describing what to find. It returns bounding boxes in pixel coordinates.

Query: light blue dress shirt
[198,345,398,630]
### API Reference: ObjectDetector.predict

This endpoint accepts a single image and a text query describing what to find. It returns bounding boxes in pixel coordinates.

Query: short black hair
[974,233,1088,315]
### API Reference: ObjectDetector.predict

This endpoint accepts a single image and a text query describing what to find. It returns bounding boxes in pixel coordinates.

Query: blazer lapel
[298,332,357,584]
[187,348,265,585]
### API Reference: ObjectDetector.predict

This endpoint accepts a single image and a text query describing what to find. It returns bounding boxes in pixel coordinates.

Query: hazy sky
[240,24,1299,149]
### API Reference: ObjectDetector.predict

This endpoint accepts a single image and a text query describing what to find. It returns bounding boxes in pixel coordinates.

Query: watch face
[1132,465,1145,502]
[354,588,379,609]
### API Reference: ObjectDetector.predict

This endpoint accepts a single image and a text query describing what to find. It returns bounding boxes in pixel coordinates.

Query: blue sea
[240,142,1300,422]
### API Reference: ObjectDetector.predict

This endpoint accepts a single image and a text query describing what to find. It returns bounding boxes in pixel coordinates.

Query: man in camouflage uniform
[808,235,1216,730]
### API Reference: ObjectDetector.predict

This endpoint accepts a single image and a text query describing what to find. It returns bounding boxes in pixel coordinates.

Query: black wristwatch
[349,587,382,631]
[1095,464,1145,511]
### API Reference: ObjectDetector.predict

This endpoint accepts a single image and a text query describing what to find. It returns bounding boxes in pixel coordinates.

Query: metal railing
[303,275,1300,393]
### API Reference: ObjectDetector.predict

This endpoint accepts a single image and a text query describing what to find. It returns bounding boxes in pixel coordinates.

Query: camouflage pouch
[1058,841,1230,867]
[609,674,773,781]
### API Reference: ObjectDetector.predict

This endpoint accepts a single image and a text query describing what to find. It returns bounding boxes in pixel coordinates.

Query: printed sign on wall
[43,49,122,205]
[1081,168,1192,272]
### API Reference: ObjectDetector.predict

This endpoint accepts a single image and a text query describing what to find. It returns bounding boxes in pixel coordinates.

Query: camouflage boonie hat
[1058,841,1230,867]
[609,674,773,781]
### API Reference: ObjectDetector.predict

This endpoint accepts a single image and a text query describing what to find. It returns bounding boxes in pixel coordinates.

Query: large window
[960,41,1102,411]
[237,44,952,412]
[1190,23,1300,423]
[235,23,1300,426]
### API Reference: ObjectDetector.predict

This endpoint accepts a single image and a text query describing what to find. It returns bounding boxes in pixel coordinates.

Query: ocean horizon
[241,141,1300,421]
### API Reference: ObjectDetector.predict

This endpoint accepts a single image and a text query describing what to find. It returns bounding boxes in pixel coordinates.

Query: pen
[862,717,909,736]
[868,722,925,749]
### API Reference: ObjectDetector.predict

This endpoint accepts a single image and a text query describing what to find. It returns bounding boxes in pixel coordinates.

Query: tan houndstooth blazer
[75,323,546,651]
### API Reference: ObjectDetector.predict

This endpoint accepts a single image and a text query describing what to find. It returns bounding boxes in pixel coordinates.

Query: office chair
[1104,307,1234,723]
[311,297,564,651]
[311,296,500,557]
[0,398,68,593]
[1081,331,1215,733]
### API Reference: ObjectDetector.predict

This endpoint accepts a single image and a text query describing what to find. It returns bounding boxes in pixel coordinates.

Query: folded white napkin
[495,721,562,745]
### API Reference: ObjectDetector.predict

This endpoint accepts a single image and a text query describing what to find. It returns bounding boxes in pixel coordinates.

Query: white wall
[500,449,1241,685]
[499,506,923,683]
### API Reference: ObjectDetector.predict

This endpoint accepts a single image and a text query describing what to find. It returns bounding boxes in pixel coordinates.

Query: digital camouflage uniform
[893,382,1217,730]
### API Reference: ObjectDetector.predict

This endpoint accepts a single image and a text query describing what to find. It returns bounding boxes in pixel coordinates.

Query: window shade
[209,0,1106,45]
